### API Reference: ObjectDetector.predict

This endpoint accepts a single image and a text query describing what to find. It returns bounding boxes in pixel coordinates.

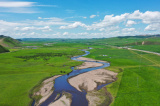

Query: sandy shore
[33,75,62,106]
[49,92,72,106]
[86,87,112,106]
[76,62,103,69]
[77,57,107,63]
[86,91,100,106]
[68,69,117,92]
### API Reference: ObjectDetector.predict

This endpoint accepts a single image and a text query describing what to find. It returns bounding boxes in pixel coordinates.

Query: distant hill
[0,35,21,48]
[96,34,160,46]
[117,34,160,39]
[0,45,9,53]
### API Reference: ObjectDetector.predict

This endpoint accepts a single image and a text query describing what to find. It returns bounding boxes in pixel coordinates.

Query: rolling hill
[0,45,9,53]
[0,35,21,48]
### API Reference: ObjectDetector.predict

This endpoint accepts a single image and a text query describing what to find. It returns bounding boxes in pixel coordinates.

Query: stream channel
[34,50,110,106]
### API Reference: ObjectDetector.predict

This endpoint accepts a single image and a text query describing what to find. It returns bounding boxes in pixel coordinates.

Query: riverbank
[32,53,117,106]
[32,75,62,105]
[77,57,107,63]
[49,92,72,106]
[68,69,117,92]
[68,57,118,106]
[86,87,112,106]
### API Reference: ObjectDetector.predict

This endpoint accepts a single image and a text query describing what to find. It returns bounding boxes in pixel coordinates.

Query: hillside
[98,34,160,53]
[0,35,21,48]
[0,45,9,53]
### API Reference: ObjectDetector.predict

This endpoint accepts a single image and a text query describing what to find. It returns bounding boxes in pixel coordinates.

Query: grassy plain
[0,43,86,106]
[0,37,160,106]
[85,46,160,106]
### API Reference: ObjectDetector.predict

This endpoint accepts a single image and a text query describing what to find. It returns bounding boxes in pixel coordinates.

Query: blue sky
[0,0,160,38]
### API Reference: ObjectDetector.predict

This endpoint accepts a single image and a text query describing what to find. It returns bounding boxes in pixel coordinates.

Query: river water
[36,50,110,106]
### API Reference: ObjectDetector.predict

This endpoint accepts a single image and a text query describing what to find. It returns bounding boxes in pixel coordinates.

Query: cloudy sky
[0,0,160,38]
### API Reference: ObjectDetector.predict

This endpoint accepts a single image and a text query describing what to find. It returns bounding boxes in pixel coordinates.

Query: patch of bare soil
[49,92,72,106]
[33,75,62,106]
[86,87,112,106]
[68,69,117,92]
[76,62,103,69]
[77,57,107,63]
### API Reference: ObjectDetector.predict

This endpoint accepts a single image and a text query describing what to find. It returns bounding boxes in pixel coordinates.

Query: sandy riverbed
[76,62,103,69]
[77,57,107,63]
[49,92,72,106]
[86,87,112,106]
[33,75,62,106]
[68,69,117,92]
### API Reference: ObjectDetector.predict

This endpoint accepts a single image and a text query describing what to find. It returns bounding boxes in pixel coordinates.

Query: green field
[85,46,160,106]
[0,36,160,106]
[0,44,85,106]
[0,45,9,53]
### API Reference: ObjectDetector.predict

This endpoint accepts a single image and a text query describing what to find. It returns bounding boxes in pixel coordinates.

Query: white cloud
[29,18,68,26]
[129,10,160,24]
[38,17,64,21]
[34,5,58,7]
[83,17,87,19]
[122,28,135,32]
[0,2,35,8]
[99,28,105,31]
[126,20,136,27]
[1,10,160,38]
[90,15,97,18]
[83,10,160,31]
[0,2,57,13]
[86,13,129,30]
[38,17,42,19]
[0,20,24,26]
[0,2,57,8]
[14,27,20,31]
[30,32,36,35]
[145,23,160,31]
[0,7,38,13]
[99,26,119,32]
[20,26,52,31]
[59,22,87,29]
[61,10,160,32]
[65,9,75,13]
[63,32,69,35]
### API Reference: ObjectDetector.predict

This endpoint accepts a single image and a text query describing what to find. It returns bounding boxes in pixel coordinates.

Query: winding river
[35,50,110,106]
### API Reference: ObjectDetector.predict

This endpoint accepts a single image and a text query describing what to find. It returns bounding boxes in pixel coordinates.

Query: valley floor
[0,41,160,106]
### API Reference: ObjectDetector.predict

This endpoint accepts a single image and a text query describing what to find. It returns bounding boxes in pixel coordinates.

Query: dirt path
[108,45,160,56]
[127,48,160,56]
[129,50,160,67]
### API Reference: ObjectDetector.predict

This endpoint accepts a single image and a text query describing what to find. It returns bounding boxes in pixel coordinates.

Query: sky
[0,0,160,38]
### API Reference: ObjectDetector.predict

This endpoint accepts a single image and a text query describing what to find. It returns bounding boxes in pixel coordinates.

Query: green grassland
[0,44,85,106]
[0,35,21,48]
[85,46,160,106]
[0,45,9,53]
[93,36,160,53]
[0,35,160,106]
[132,45,160,53]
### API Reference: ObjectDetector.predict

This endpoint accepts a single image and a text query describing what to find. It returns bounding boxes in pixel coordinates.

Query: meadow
[85,46,160,106]
[0,37,160,106]
[0,43,86,106]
